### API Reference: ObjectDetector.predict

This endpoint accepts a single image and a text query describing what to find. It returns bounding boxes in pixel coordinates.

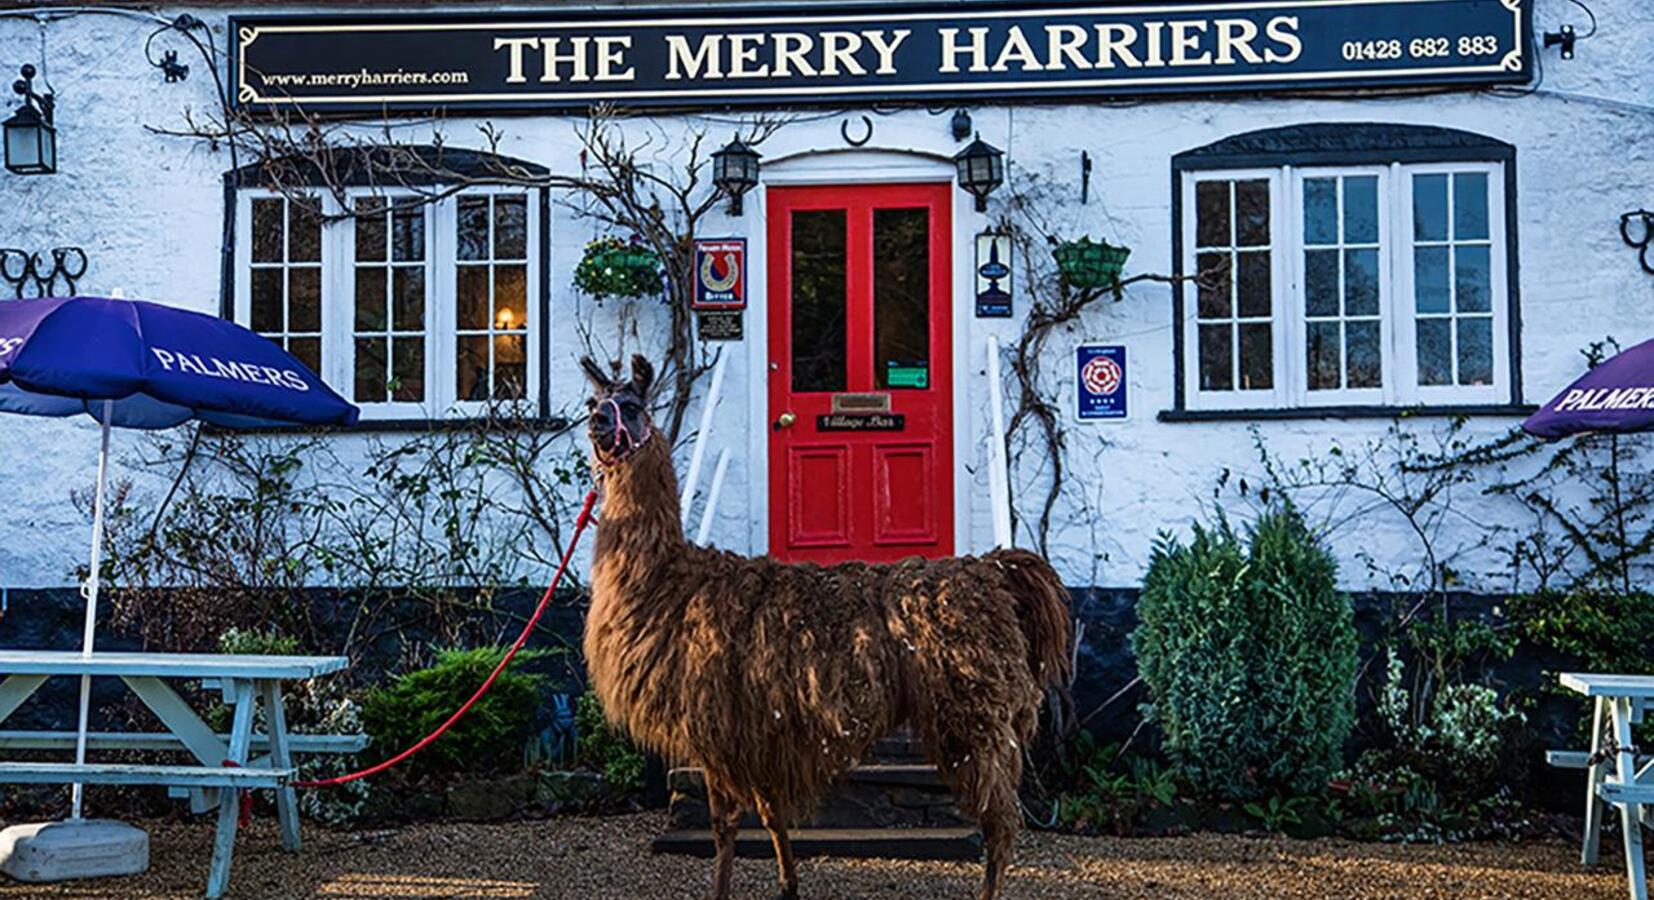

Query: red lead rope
[294,489,599,790]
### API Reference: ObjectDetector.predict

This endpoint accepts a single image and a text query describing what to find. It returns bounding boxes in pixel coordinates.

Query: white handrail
[679,351,729,528]
[696,449,732,546]
[985,334,1013,549]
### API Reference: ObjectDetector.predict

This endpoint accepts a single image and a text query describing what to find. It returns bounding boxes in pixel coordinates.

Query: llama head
[581,354,657,465]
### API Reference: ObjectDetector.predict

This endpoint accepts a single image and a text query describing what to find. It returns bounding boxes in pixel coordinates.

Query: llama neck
[592,438,686,570]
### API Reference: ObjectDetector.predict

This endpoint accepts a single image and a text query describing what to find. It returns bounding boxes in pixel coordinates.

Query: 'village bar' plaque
[233,0,1529,113]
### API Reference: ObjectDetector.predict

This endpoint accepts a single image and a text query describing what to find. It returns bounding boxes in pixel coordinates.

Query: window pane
[1199,324,1233,391]
[1235,180,1270,247]
[288,203,322,263]
[252,199,285,263]
[1454,173,1489,240]
[457,335,490,401]
[1239,323,1273,390]
[393,267,425,331]
[1344,248,1380,317]
[1417,319,1452,385]
[392,206,425,262]
[355,268,386,332]
[1306,321,1341,391]
[355,200,386,263]
[791,209,848,393]
[1454,245,1491,313]
[1303,178,1338,245]
[250,269,283,334]
[1413,174,1449,242]
[1236,251,1271,318]
[288,268,321,332]
[494,334,528,400]
[458,197,489,261]
[1458,318,1493,385]
[1343,176,1379,244]
[355,337,386,402]
[392,337,425,403]
[1304,250,1339,317]
[1414,247,1451,314]
[1195,181,1230,248]
[457,266,489,330]
[289,337,321,375]
[495,196,528,260]
[873,208,931,390]
[1346,320,1382,388]
[1196,253,1231,319]
[495,265,528,331]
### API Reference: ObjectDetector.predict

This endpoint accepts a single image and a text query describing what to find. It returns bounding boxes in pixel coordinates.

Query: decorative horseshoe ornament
[841,115,874,147]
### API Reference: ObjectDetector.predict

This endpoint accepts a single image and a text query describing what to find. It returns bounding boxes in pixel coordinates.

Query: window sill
[1158,404,1536,423]
[205,416,573,436]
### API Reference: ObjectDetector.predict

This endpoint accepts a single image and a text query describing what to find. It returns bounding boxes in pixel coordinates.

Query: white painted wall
[1,1,1650,591]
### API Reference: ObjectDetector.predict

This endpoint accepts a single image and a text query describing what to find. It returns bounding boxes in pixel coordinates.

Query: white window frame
[1180,160,1509,412]
[233,187,543,422]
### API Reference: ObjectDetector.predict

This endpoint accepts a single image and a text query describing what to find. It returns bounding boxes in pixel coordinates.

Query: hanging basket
[574,237,664,301]
[1053,237,1131,289]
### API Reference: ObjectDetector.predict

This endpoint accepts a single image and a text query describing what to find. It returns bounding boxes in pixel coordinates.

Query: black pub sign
[233,0,1528,113]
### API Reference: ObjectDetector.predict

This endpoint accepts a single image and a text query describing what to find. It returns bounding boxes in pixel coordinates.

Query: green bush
[360,646,550,779]
[1511,588,1654,675]
[1134,507,1358,800]
[574,692,645,791]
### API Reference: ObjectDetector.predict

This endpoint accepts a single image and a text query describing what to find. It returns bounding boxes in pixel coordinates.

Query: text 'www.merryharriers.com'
[259,68,472,90]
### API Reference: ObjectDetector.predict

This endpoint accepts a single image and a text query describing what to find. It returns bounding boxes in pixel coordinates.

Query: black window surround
[1165,122,1524,423]
[219,146,556,429]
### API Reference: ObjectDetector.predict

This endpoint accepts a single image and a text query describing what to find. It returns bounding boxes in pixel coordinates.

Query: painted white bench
[1554,673,1654,900]
[0,651,359,899]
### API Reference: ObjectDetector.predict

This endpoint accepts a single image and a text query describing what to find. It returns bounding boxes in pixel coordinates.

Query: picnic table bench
[1553,673,1654,900]
[0,650,363,898]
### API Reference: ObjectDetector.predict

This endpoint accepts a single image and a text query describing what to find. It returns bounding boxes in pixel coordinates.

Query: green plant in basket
[574,236,664,301]
[1052,236,1131,289]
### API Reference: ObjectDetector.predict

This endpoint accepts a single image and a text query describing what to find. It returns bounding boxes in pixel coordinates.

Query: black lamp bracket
[1543,24,1577,59]
[11,65,53,125]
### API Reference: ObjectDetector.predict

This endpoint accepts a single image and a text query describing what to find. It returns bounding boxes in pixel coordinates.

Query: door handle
[773,412,797,431]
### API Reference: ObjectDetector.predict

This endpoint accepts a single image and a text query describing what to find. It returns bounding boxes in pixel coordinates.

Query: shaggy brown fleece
[582,357,1071,900]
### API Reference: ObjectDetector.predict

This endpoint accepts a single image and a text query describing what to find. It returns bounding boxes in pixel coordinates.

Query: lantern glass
[713,137,761,215]
[4,106,54,176]
[954,136,1005,212]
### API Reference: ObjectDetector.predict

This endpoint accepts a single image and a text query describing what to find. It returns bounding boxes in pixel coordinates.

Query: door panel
[767,183,953,564]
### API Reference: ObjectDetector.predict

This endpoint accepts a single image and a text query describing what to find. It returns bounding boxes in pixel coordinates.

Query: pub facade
[1,0,1649,596]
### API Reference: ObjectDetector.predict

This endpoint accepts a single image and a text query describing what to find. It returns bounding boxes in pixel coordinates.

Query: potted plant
[1052,236,1131,289]
[574,236,664,301]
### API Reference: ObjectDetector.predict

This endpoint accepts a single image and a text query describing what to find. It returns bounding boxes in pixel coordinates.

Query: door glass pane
[1417,319,1452,385]
[1458,318,1493,385]
[1238,323,1273,390]
[1346,320,1382,388]
[1236,252,1271,318]
[1234,180,1270,247]
[1199,324,1233,391]
[1453,173,1489,240]
[1303,178,1337,245]
[1343,176,1379,244]
[1304,250,1339,317]
[791,209,848,393]
[873,208,931,390]
[1413,174,1449,241]
[1414,247,1450,313]
[1344,248,1380,317]
[1195,182,1230,248]
[1454,245,1491,313]
[251,199,284,263]
[1306,321,1341,391]
[1196,253,1231,319]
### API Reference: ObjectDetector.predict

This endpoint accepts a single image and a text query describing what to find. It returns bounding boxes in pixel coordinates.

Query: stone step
[651,826,981,861]
[667,765,969,830]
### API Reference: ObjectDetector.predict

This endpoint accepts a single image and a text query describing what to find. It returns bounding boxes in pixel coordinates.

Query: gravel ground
[0,813,1626,899]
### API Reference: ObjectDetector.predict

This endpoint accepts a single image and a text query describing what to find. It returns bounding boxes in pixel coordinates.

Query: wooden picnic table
[0,650,362,898]
[1556,673,1654,900]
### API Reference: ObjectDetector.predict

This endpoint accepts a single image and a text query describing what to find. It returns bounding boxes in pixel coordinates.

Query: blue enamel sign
[233,0,1529,113]
[1076,345,1127,421]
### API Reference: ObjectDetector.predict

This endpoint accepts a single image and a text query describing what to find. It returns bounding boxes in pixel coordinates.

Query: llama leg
[708,787,741,900]
[935,737,1022,900]
[754,792,798,900]
[976,778,1019,900]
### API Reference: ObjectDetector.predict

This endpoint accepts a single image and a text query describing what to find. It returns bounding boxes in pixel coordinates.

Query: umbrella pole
[70,402,113,821]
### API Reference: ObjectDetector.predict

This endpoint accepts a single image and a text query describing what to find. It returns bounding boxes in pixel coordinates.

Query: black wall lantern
[5,65,56,176]
[712,136,761,215]
[954,134,1005,213]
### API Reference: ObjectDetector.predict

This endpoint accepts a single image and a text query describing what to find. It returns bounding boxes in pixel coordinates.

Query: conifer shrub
[1134,507,1358,800]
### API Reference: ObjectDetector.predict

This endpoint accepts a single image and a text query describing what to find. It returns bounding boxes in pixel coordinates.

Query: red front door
[767,183,954,564]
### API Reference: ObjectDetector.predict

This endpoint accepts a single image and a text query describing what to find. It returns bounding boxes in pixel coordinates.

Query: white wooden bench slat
[0,762,291,788]
[0,651,347,680]
[1548,750,1654,770]
[0,730,366,754]
[1600,782,1654,805]
[1560,673,1654,700]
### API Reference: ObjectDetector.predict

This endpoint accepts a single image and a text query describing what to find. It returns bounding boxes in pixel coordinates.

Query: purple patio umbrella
[1523,337,1654,440]
[0,296,358,819]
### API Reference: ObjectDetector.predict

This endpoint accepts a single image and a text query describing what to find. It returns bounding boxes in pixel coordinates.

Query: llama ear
[579,357,614,390]
[629,355,656,397]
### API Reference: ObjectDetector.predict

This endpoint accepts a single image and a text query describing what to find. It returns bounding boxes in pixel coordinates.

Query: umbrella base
[0,819,148,883]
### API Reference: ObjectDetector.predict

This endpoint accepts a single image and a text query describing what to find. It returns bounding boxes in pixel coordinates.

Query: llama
[580,356,1071,900]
